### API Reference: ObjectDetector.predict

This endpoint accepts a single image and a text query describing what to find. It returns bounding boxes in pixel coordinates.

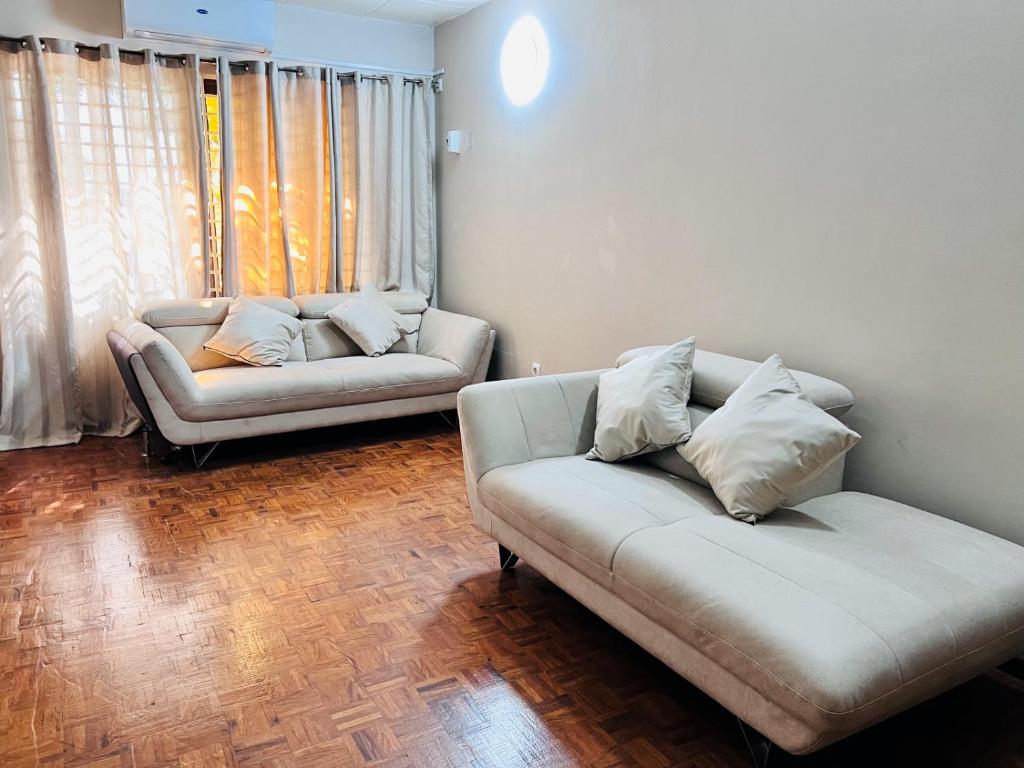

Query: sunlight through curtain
[0,37,207,449]
[219,64,432,298]
[1,37,436,451]
[0,38,80,450]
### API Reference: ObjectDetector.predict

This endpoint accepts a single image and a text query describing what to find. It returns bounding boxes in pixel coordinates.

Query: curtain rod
[0,35,440,86]
[224,60,429,85]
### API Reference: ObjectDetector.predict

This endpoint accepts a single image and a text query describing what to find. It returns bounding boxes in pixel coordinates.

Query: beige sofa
[457,346,1024,760]
[107,293,494,456]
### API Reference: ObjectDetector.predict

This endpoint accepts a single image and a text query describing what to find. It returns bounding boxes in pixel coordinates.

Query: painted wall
[435,0,1024,544]
[0,0,434,71]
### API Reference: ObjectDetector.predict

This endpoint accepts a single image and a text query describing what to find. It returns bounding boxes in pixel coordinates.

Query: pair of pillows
[586,338,861,523]
[203,286,410,367]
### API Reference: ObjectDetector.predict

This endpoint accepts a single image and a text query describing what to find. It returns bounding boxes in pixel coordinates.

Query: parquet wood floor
[1,416,1022,768]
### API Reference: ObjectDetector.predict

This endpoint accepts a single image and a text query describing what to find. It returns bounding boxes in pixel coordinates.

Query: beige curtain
[220,60,334,296]
[0,37,206,449]
[220,60,283,295]
[355,75,435,297]
[220,66,433,298]
[274,65,332,295]
[335,72,359,292]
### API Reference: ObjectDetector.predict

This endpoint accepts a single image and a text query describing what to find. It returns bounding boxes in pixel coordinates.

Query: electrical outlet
[531,362,542,376]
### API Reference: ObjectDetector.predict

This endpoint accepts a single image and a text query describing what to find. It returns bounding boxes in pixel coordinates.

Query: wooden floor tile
[1,415,1022,767]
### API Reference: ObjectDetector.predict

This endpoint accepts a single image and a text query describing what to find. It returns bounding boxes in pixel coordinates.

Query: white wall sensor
[446,130,463,154]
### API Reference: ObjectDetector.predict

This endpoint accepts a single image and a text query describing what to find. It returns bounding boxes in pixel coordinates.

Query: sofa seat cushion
[477,456,722,587]
[173,354,465,421]
[609,491,1024,733]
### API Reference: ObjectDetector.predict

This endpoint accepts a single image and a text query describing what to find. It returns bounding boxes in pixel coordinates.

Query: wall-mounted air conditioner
[122,0,275,55]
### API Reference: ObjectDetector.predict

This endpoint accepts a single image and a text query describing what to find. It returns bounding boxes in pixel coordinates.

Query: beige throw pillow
[326,285,407,357]
[586,338,696,463]
[203,296,303,367]
[680,354,861,523]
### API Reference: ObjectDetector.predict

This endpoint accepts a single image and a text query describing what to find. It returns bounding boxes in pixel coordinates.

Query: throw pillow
[203,296,303,367]
[586,337,696,463]
[679,354,861,522]
[326,285,407,357]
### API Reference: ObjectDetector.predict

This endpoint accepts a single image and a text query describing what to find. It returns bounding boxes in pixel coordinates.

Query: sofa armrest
[417,308,493,381]
[110,318,201,413]
[457,370,604,487]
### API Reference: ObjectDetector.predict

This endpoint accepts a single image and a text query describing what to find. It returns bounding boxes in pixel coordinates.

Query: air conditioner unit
[122,0,275,55]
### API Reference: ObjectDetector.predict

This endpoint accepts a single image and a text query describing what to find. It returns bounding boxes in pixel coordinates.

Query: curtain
[0,37,436,451]
[274,65,332,295]
[334,72,359,293]
[355,75,435,297]
[219,65,434,298]
[0,37,207,450]
[0,38,80,449]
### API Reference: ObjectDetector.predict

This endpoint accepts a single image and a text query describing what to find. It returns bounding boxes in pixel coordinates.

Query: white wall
[435,1,1024,544]
[274,3,432,72]
[0,0,434,71]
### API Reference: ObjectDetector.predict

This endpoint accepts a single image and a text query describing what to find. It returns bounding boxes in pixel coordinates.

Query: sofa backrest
[137,296,305,372]
[293,293,427,362]
[614,345,855,503]
[134,292,429,371]
[616,346,855,416]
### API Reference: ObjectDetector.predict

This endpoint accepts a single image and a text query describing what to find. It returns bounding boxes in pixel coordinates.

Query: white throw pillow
[203,296,303,367]
[586,337,696,463]
[326,285,407,357]
[679,354,861,523]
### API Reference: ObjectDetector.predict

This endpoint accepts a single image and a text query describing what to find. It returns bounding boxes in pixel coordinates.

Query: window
[202,70,223,296]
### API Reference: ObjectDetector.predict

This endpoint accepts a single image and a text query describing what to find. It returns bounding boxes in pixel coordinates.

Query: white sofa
[107,292,494,453]
[457,346,1024,760]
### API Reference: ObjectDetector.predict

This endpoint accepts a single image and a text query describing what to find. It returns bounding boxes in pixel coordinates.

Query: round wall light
[500,15,549,106]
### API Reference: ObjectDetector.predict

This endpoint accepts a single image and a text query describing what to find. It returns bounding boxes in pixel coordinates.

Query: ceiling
[275,0,490,26]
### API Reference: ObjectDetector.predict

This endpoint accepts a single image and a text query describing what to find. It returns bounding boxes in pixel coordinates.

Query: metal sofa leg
[138,424,181,465]
[737,718,773,768]
[498,545,519,571]
[190,442,221,469]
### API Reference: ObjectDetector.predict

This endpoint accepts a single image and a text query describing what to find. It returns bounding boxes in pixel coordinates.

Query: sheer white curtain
[0,38,206,450]
[219,65,434,298]
[0,38,80,449]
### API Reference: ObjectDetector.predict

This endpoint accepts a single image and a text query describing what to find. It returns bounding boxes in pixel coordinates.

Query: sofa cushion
[302,315,422,362]
[302,318,364,361]
[477,456,721,587]
[159,323,307,372]
[176,354,465,421]
[609,491,1024,722]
